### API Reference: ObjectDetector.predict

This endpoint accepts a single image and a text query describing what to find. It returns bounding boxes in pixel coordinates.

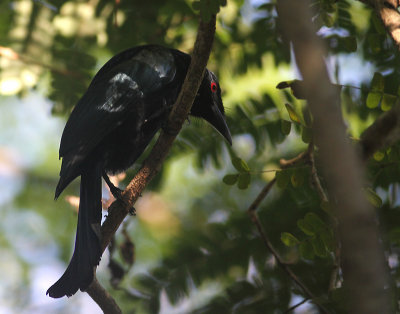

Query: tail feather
[47,163,103,298]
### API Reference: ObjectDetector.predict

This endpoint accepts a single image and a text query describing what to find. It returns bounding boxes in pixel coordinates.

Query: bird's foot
[103,173,136,215]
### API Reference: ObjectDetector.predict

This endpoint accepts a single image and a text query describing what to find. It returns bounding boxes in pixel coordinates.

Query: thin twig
[0,46,82,78]
[279,150,308,168]
[307,143,341,292]
[86,277,122,314]
[284,298,309,314]
[307,142,328,203]
[246,179,330,313]
[247,178,276,213]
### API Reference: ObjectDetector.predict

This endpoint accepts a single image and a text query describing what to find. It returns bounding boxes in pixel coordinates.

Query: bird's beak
[206,105,232,145]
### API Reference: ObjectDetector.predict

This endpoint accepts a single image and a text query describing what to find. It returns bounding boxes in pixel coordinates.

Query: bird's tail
[47,163,103,298]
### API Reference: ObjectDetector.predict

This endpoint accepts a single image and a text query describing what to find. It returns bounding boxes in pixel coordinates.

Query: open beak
[206,105,232,145]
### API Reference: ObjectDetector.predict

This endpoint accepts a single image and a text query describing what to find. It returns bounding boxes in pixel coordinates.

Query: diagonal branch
[100,16,216,252]
[86,277,122,314]
[84,15,218,311]
[246,179,330,313]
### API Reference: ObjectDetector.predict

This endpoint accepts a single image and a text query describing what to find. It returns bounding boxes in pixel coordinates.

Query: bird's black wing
[57,46,178,195]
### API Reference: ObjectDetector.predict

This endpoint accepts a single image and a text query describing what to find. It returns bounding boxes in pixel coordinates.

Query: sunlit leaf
[365,187,383,208]
[304,213,326,233]
[381,94,397,111]
[373,150,385,161]
[297,218,315,236]
[285,103,302,124]
[366,92,382,109]
[281,232,300,247]
[232,157,250,172]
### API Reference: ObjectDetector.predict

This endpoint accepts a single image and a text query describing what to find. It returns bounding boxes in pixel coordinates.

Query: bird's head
[190,69,232,145]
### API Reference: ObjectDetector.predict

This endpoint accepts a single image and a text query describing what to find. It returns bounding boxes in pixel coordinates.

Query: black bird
[47,45,231,298]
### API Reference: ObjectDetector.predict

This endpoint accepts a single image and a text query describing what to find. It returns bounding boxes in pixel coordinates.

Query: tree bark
[277,1,393,313]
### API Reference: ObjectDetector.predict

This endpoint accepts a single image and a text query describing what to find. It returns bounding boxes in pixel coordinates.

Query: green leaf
[321,12,334,28]
[368,34,382,54]
[281,232,300,247]
[311,236,328,257]
[285,103,302,124]
[276,170,290,189]
[304,213,326,233]
[223,174,239,185]
[281,119,291,135]
[320,200,333,215]
[301,127,312,144]
[291,170,304,188]
[232,157,250,172]
[365,187,383,208]
[342,36,357,52]
[237,172,251,189]
[388,146,399,162]
[299,241,315,260]
[320,230,335,252]
[381,93,397,111]
[297,218,315,236]
[192,0,201,11]
[366,92,382,109]
[322,1,336,13]
[371,72,384,92]
[372,13,386,35]
[209,0,220,15]
[373,150,385,161]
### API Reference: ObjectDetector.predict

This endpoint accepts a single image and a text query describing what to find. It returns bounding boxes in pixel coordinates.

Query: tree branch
[85,14,217,308]
[277,1,393,313]
[360,100,400,160]
[100,16,216,252]
[246,179,330,313]
[86,277,122,314]
[372,0,400,49]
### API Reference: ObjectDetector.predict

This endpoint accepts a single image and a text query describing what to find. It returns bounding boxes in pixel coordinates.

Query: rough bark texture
[277,1,393,313]
[373,0,400,49]
[86,277,122,314]
[360,99,400,160]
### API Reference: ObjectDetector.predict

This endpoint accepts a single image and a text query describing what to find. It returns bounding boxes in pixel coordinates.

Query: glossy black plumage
[47,45,231,298]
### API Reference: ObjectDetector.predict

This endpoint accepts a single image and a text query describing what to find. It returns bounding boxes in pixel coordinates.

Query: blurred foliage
[2,0,400,313]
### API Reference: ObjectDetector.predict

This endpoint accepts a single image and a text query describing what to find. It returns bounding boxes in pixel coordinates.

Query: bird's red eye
[211,81,217,93]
